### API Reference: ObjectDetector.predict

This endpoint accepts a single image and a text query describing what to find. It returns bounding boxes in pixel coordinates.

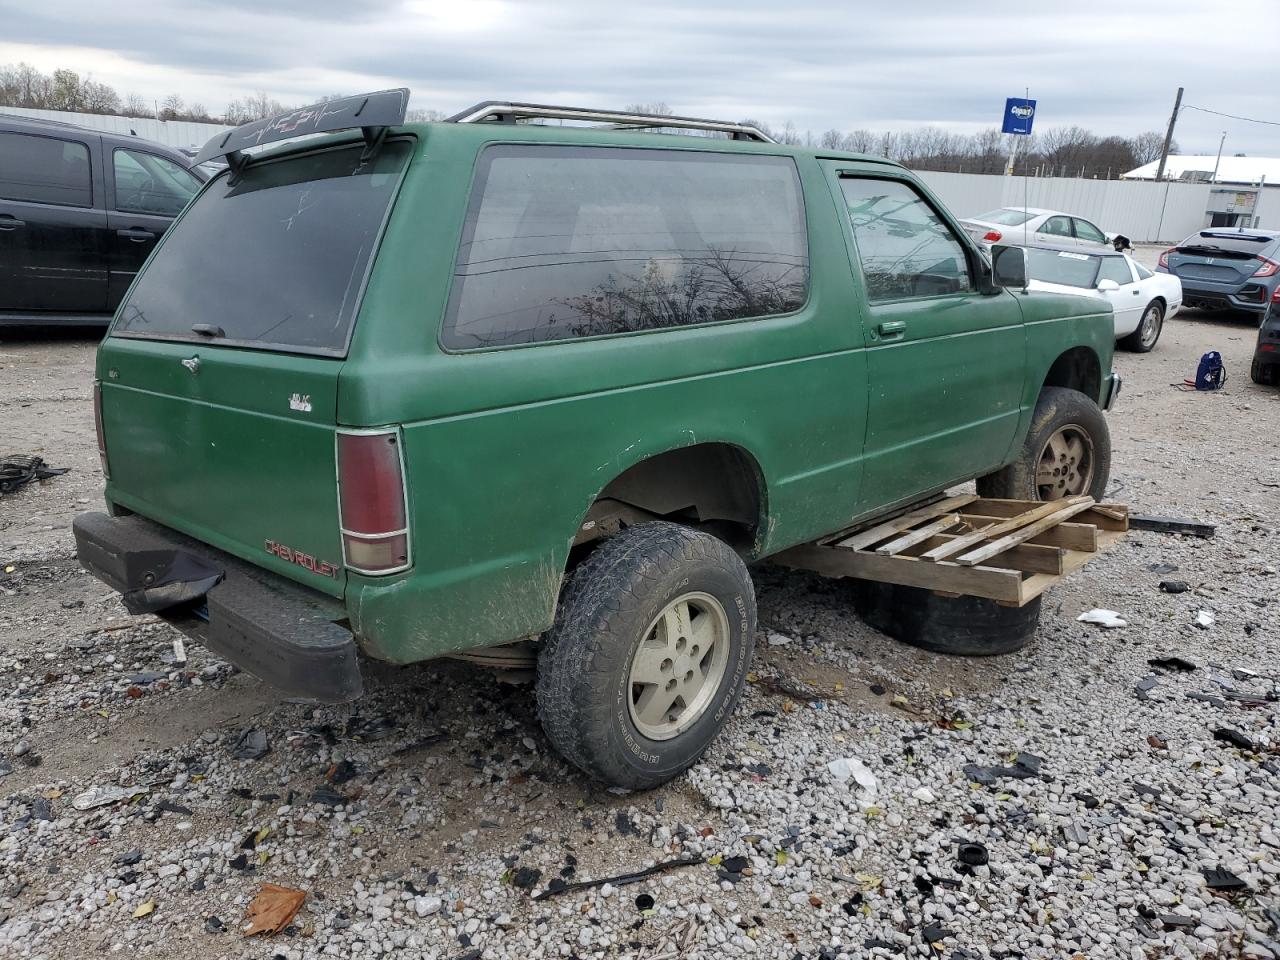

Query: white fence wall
[915,170,1278,244]
[0,106,230,154]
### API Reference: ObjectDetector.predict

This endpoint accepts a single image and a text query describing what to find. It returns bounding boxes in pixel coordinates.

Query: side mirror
[1096,279,1121,292]
[991,244,1028,288]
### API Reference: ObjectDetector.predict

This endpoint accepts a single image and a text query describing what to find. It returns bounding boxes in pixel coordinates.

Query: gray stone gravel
[2,291,1279,958]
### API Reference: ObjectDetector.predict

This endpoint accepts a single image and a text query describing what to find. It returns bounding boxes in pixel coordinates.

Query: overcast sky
[3,0,1278,156]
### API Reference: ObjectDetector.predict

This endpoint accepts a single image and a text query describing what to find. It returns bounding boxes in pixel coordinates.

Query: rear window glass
[1026,248,1101,288]
[976,208,1034,226]
[0,132,92,206]
[441,146,808,349]
[114,140,409,356]
[1179,232,1275,255]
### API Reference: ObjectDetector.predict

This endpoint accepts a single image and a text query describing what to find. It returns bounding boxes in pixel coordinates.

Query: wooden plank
[874,514,963,555]
[920,496,1091,562]
[903,534,1066,575]
[972,497,1126,522]
[831,495,979,551]
[954,499,1098,567]
[1130,514,1215,538]
[772,544,1026,604]
[1026,522,1098,552]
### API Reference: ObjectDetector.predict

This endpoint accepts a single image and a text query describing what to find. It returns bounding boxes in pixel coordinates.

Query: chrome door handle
[877,320,907,339]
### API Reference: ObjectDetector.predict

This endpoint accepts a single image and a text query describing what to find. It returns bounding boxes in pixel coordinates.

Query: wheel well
[578,443,765,554]
[1043,346,1101,402]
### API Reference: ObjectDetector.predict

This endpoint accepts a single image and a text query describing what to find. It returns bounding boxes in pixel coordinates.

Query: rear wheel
[1252,355,1278,385]
[1118,300,1164,353]
[978,387,1111,501]
[536,522,756,789]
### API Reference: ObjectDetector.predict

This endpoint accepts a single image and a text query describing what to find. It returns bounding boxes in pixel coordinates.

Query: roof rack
[446,101,776,143]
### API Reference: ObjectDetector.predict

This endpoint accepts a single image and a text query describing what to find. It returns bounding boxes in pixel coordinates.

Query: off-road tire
[1252,356,1277,385]
[1118,300,1164,353]
[851,580,1041,655]
[977,386,1111,501]
[535,522,756,789]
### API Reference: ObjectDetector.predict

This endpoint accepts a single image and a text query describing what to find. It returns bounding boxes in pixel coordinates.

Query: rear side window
[442,146,808,349]
[114,140,410,356]
[0,132,92,207]
[113,149,202,216]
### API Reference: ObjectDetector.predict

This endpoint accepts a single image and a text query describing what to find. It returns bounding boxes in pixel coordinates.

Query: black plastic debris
[511,867,541,890]
[1161,914,1196,930]
[869,684,886,696]
[1203,867,1249,892]
[156,799,192,816]
[1213,728,1257,752]
[346,714,396,741]
[328,759,359,784]
[1149,656,1196,672]
[533,857,702,902]
[310,784,347,806]
[1188,692,1227,707]
[0,756,12,779]
[913,876,935,896]
[863,938,904,953]
[227,854,251,872]
[114,849,142,866]
[32,797,52,821]
[922,922,954,944]
[1147,563,1179,575]
[957,842,989,866]
[204,915,225,933]
[963,752,1044,785]
[1074,792,1101,809]
[1135,676,1158,700]
[615,811,636,836]
[1159,580,1191,594]
[129,671,168,685]
[231,728,269,761]
[0,455,69,495]
[634,893,655,912]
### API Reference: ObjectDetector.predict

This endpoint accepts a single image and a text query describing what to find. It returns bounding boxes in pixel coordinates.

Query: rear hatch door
[1166,232,1275,285]
[98,138,412,597]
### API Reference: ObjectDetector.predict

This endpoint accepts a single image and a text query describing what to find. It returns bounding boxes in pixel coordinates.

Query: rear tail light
[93,381,109,479]
[1272,289,1280,303]
[983,230,1002,243]
[337,430,410,575]
[1251,257,1279,278]
[1158,248,1173,269]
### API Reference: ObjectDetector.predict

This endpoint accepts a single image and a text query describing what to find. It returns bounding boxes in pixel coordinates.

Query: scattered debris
[231,728,270,761]
[1147,563,1179,575]
[1147,734,1168,750]
[72,785,148,811]
[1077,609,1127,629]
[1148,656,1196,672]
[532,857,703,902]
[1129,514,1216,538]
[132,900,155,919]
[0,454,69,495]
[957,842,989,866]
[1213,728,1256,752]
[827,757,879,811]
[243,883,307,936]
[921,922,953,944]
[1194,610,1215,629]
[1158,580,1191,594]
[1134,676,1158,700]
[766,632,794,646]
[963,753,1043,785]
[1202,867,1249,892]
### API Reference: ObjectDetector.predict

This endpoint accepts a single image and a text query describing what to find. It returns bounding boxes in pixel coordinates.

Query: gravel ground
[2,249,1279,960]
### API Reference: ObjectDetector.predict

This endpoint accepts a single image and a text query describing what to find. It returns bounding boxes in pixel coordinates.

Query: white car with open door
[1023,245,1182,352]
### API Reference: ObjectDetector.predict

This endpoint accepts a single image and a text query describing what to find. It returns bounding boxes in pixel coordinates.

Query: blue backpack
[1194,351,1227,390]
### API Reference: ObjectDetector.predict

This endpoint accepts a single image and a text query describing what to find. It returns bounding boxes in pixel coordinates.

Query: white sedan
[1023,246,1182,352]
[962,207,1130,252]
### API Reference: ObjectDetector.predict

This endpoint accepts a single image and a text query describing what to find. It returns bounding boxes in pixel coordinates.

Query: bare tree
[121,92,149,117]
[1128,130,1173,166]
[81,79,120,115]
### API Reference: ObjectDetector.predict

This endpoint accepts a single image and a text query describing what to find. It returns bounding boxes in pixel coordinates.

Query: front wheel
[536,522,756,789]
[1118,300,1165,353]
[977,386,1111,501]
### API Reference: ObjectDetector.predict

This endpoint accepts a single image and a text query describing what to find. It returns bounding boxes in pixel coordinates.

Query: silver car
[961,207,1130,253]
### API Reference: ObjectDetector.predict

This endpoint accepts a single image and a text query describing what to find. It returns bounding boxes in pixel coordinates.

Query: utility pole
[1155,86,1183,181]
[1211,131,1226,183]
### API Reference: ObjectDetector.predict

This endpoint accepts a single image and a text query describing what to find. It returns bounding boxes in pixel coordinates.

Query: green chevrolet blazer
[75,91,1120,788]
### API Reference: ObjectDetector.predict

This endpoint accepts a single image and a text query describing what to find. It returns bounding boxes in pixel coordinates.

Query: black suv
[0,114,207,327]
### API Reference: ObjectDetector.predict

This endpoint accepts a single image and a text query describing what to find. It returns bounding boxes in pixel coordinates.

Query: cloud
[2,0,1276,155]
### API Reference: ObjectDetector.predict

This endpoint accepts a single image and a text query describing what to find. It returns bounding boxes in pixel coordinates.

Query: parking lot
[1,247,1278,959]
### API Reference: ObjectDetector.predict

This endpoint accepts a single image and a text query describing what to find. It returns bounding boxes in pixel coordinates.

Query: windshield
[113,139,410,356]
[1026,248,1101,288]
[975,208,1035,226]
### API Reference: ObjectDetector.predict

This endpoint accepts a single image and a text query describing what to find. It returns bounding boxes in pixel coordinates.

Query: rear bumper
[1176,280,1270,313]
[73,512,361,703]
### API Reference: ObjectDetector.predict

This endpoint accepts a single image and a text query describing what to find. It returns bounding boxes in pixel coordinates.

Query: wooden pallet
[773,494,1128,607]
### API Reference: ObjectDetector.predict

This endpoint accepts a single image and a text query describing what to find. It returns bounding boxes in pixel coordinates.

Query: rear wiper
[191,323,225,338]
